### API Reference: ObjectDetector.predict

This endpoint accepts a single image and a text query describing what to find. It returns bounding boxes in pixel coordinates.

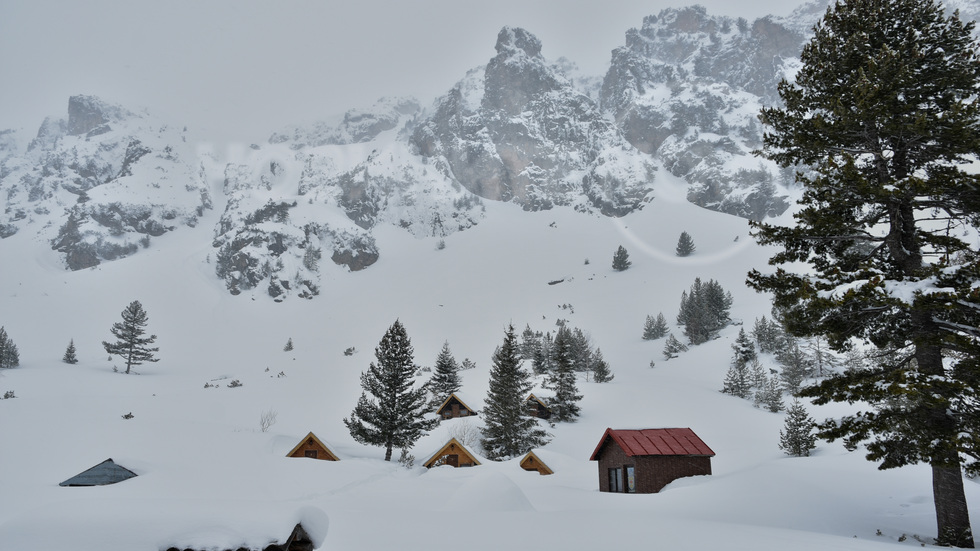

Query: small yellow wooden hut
[286,432,340,461]
[519,450,554,475]
[423,437,481,468]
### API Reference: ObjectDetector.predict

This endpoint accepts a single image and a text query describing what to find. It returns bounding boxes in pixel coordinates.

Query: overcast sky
[0,0,804,144]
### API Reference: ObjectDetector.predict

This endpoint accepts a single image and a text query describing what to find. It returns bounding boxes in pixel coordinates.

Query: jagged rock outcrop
[211,103,484,300]
[412,27,655,216]
[0,95,211,269]
[599,6,803,220]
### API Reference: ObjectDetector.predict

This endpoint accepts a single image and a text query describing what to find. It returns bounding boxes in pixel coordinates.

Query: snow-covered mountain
[0,95,211,270]
[2,2,980,550]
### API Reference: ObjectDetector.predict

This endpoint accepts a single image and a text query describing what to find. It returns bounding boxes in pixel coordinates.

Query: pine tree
[531,332,553,376]
[62,339,78,364]
[732,328,757,367]
[546,327,582,422]
[481,325,550,460]
[0,327,20,369]
[283,338,294,352]
[662,333,688,360]
[677,278,732,345]
[611,245,631,271]
[779,399,816,457]
[756,374,785,413]
[428,341,462,408]
[748,1,980,543]
[751,316,783,354]
[590,347,614,383]
[102,301,159,374]
[519,324,540,361]
[675,231,696,257]
[776,340,812,395]
[344,320,437,461]
[722,329,757,399]
[642,313,669,340]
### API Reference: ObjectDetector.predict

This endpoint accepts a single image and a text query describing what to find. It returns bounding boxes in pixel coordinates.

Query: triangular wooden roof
[519,450,554,475]
[59,458,137,487]
[527,393,550,409]
[286,431,340,461]
[435,392,477,415]
[589,428,715,460]
[422,437,482,468]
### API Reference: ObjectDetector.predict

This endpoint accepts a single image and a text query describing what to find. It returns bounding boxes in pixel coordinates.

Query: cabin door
[447,454,459,467]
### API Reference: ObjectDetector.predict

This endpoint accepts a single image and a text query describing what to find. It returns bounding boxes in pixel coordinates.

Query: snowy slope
[0,169,974,550]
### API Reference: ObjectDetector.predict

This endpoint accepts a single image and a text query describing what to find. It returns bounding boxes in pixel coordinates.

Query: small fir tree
[519,324,541,361]
[662,333,688,360]
[531,332,553,376]
[344,320,437,461]
[546,327,583,422]
[102,301,159,374]
[481,325,550,460]
[642,313,669,340]
[62,339,78,364]
[777,340,812,394]
[675,231,696,257]
[0,327,20,369]
[428,341,462,408]
[590,348,614,383]
[611,245,632,271]
[779,399,817,456]
[721,358,752,399]
[756,374,785,413]
[283,338,294,352]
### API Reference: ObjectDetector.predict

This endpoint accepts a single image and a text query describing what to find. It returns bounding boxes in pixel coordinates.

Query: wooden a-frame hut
[435,393,478,419]
[423,437,481,468]
[286,432,340,461]
[526,393,552,420]
[519,450,554,475]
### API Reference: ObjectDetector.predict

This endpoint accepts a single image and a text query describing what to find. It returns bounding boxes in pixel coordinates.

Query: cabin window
[305,450,318,459]
[625,465,636,493]
[608,467,623,492]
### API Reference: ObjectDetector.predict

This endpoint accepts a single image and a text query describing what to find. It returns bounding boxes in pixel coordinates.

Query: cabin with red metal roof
[589,428,715,493]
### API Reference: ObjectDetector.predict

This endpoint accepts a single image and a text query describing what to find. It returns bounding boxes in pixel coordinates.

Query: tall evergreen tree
[546,327,583,422]
[428,341,462,408]
[675,231,696,257]
[344,320,437,461]
[611,245,632,271]
[102,301,158,374]
[748,0,980,544]
[779,399,817,457]
[481,325,550,459]
[0,327,19,369]
[62,339,78,365]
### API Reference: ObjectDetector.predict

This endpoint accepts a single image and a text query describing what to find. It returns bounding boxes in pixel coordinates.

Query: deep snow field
[0,171,976,550]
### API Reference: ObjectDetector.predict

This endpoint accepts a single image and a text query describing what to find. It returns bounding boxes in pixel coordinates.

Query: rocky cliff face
[600,6,809,220]
[0,95,212,269]
[412,27,656,216]
[211,100,484,300]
